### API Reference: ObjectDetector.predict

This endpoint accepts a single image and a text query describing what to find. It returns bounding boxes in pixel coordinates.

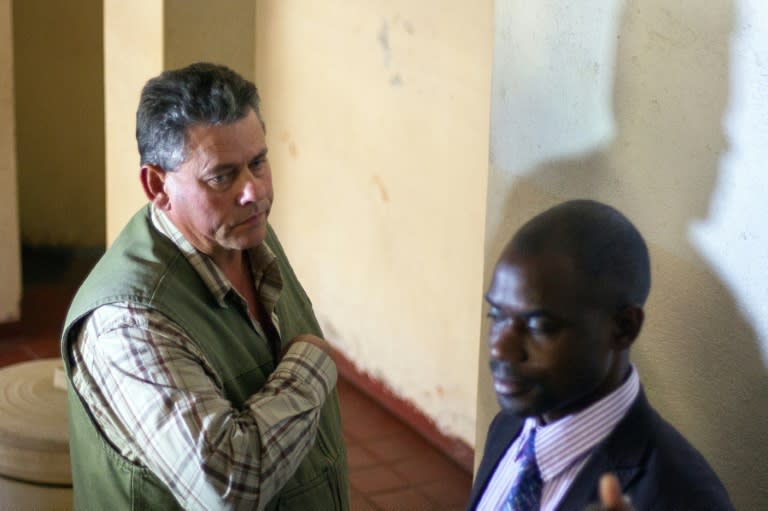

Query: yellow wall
[104,0,163,243]
[0,0,21,322]
[164,0,255,76]
[255,0,493,444]
[476,1,768,508]
[13,0,104,247]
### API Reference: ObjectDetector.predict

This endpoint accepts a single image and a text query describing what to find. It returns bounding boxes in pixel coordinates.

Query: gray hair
[136,62,263,171]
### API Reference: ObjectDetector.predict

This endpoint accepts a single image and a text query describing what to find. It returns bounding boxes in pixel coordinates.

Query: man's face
[486,249,622,423]
[161,110,273,260]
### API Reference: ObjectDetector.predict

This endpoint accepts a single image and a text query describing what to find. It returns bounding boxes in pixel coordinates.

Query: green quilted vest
[61,205,349,510]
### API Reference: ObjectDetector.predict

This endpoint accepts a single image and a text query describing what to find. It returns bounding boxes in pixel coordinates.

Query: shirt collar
[518,366,640,482]
[150,203,281,310]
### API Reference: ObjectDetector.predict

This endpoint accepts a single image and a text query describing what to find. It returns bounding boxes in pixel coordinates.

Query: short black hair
[136,62,262,171]
[507,199,651,308]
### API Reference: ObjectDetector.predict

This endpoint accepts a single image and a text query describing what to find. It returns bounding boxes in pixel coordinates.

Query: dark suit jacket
[468,389,734,510]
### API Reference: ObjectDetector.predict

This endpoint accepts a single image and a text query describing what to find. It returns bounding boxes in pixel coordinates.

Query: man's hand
[597,473,635,511]
[282,334,335,360]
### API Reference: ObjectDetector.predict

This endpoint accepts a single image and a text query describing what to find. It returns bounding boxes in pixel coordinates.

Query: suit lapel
[467,412,525,509]
[555,390,654,510]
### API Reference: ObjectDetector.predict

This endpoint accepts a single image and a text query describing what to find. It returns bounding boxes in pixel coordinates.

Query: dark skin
[486,250,641,422]
[486,246,642,510]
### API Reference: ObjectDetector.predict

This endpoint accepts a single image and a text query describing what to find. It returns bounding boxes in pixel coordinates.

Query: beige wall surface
[477,0,768,508]
[104,0,163,243]
[256,0,493,444]
[165,0,255,77]
[0,0,21,322]
[13,0,105,247]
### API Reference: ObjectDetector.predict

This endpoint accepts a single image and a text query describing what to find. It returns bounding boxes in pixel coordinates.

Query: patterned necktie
[504,428,542,511]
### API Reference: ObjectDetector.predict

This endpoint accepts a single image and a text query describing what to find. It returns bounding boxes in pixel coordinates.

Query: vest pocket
[276,465,345,510]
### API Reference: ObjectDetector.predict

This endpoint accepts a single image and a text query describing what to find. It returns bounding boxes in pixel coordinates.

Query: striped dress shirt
[477,367,640,511]
[70,205,337,510]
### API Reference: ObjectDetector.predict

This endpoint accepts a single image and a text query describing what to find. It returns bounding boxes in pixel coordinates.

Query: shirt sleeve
[70,302,337,511]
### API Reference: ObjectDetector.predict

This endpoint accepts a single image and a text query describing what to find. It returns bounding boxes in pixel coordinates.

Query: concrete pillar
[0,0,21,323]
[13,0,104,247]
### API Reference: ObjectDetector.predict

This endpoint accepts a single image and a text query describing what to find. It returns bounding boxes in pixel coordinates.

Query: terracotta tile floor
[0,248,472,510]
[339,377,471,510]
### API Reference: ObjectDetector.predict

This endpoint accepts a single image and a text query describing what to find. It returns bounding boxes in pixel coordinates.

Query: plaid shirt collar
[150,203,282,313]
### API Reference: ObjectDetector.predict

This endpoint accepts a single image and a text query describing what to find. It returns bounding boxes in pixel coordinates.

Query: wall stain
[372,175,390,202]
[379,17,412,85]
[278,130,297,158]
[378,21,391,67]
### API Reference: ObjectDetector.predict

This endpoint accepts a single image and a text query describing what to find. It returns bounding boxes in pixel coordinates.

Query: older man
[468,200,732,510]
[61,63,348,510]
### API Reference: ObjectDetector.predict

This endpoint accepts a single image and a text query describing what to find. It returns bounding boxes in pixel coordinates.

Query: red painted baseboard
[331,347,474,473]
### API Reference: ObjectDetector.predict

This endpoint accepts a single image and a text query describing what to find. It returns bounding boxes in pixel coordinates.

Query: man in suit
[468,200,733,510]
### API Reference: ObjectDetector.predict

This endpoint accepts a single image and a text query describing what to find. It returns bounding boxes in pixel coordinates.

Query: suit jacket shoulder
[554,390,734,511]
[467,390,734,511]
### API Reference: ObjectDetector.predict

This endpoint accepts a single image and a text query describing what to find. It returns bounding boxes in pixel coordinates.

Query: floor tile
[364,429,432,463]
[368,488,436,511]
[342,405,412,441]
[391,449,469,485]
[419,478,473,507]
[346,442,382,470]
[349,465,409,494]
[20,334,61,359]
[350,489,380,511]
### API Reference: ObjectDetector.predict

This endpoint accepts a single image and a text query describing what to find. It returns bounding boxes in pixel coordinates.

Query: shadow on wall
[484,0,766,509]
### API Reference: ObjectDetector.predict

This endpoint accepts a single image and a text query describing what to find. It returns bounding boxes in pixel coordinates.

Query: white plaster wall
[255,0,493,444]
[476,1,768,508]
[0,0,21,323]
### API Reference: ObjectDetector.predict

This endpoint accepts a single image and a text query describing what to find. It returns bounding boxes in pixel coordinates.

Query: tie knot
[521,427,537,463]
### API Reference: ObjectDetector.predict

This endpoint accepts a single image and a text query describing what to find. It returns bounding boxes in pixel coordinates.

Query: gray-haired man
[62,63,349,510]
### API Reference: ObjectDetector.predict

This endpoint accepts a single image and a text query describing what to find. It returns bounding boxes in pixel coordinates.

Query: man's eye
[250,158,266,172]
[526,316,560,335]
[208,173,233,186]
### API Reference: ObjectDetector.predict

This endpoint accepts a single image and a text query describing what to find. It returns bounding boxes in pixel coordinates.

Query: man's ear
[140,164,170,209]
[612,305,644,350]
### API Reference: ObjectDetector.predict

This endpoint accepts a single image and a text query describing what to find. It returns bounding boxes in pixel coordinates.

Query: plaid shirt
[70,205,337,510]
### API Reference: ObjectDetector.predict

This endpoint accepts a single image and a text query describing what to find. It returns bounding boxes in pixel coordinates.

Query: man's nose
[238,171,263,205]
[489,321,528,363]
